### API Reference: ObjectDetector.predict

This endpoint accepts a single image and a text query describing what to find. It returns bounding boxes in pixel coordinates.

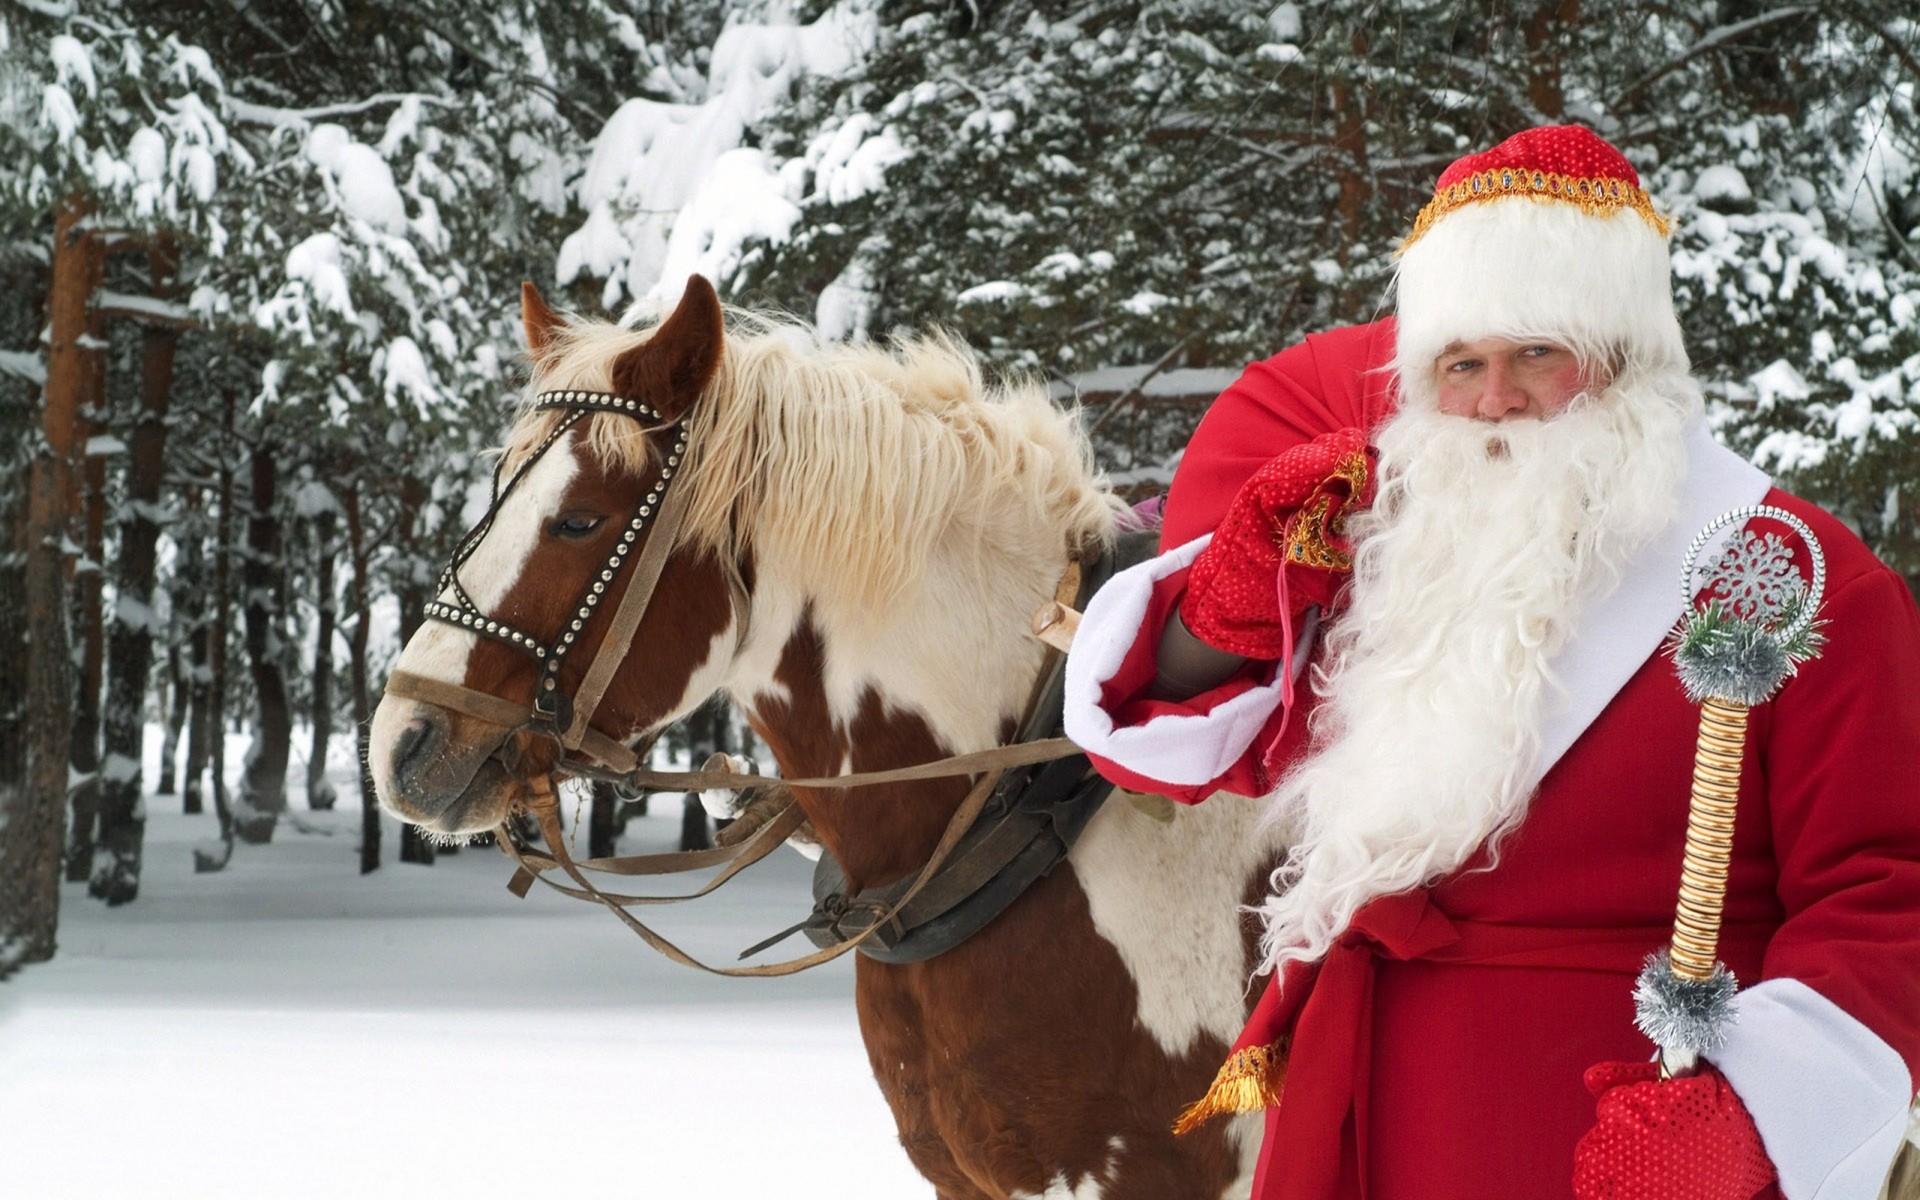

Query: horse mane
[502,306,1124,615]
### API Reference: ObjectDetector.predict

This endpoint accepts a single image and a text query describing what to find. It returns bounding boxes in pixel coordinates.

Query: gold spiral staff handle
[1634,506,1828,1075]
[1668,697,1748,982]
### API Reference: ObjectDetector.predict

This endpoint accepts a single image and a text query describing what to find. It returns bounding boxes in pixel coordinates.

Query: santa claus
[1063,126,1920,1200]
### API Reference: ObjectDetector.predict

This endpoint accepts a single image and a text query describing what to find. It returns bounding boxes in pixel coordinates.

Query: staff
[1634,505,1826,1074]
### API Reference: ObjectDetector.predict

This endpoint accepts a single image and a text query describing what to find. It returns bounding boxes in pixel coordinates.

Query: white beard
[1253,371,1699,972]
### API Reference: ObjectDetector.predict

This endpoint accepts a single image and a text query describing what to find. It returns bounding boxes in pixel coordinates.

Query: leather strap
[384,669,534,729]
[504,791,809,903]
[503,763,1007,976]
[564,462,699,752]
[383,669,640,773]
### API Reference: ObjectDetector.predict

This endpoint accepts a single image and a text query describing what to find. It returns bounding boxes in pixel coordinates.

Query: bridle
[380,382,1089,976]
[387,386,714,776]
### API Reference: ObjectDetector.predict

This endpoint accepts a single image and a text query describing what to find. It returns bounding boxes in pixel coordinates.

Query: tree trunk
[91,239,179,905]
[1523,0,1579,120]
[589,781,618,859]
[4,198,100,976]
[234,447,289,844]
[1329,30,1373,247]
[344,483,379,874]
[306,507,339,811]
[180,569,209,816]
[194,393,236,873]
[156,642,185,795]
[64,422,106,884]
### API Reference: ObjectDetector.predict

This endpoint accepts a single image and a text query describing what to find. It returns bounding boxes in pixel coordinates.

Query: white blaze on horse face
[391,444,583,685]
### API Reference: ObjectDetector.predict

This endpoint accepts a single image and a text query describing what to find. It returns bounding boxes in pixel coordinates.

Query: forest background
[2,0,1917,976]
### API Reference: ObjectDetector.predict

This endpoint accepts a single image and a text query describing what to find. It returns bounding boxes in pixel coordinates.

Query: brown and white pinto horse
[370,278,1283,1200]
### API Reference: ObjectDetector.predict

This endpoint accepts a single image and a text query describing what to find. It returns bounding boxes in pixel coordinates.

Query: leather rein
[383,385,1084,976]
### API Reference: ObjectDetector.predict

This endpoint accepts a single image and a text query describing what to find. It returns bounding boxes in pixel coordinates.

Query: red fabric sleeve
[1753,499,1920,1087]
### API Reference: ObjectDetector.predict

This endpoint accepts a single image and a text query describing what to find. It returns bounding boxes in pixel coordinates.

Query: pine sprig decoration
[1670,508,1829,706]
[1669,592,1827,706]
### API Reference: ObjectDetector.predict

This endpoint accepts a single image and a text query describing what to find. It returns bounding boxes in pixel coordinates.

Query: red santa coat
[1062,321,1920,1200]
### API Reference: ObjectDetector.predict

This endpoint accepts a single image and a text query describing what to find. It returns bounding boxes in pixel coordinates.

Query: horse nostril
[390,717,443,784]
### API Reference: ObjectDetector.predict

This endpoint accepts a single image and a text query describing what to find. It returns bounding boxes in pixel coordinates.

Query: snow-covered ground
[1,742,927,1200]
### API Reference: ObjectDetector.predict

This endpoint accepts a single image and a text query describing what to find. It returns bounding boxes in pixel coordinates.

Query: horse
[369,276,1284,1199]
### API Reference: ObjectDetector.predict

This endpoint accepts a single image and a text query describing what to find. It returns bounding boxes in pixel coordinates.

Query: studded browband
[418,389,693,754]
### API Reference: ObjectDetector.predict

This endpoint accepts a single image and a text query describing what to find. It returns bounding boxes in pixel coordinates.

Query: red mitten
[1573,1061,1778,1200]
[1181,428,1374,658]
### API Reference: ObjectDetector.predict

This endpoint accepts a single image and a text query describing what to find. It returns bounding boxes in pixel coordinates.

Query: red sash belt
[1245,889,1776,1200]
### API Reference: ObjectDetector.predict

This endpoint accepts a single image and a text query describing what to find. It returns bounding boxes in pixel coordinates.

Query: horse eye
[548,513,606,539]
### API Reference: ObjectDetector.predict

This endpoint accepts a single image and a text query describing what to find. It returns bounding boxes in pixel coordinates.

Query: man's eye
[548,513,605,539]
[1445,359,1479,373]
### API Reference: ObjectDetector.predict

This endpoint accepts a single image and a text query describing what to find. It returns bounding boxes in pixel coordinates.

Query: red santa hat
[1391,125,1686,407]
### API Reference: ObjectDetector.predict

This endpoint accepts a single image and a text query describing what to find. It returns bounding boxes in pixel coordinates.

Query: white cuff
[1706,978,1914,1200]
[1063,535,1293,788]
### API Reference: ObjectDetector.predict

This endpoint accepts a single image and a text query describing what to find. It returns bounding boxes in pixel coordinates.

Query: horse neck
[734,526,1062,890]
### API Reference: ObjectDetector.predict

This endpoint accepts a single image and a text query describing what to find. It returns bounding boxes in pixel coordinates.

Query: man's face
[1432,337,1607,421]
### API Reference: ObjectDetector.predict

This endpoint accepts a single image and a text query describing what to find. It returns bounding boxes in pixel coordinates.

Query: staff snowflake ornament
[1633,506,1827,1073]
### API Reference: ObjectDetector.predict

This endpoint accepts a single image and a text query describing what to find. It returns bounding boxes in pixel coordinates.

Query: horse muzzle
[369,693,522,834]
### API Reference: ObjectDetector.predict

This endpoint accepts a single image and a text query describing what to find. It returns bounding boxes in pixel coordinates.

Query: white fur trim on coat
[1707,978,1914,1200]
[1063,534,1311,789]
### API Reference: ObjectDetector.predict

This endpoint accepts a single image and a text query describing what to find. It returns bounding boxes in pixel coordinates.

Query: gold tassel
[1172,1041,1288,1135]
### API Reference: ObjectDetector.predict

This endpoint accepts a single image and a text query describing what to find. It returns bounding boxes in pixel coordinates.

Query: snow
[816,258,876,341]
[807,114,908,205]
[291,480,338,519]
[654,148,804,295]
[1,738,926,1199]
[279,233,354,320]
[96,290,192,324]
[40,82,79,144]
[304,123,408,235]
[127,126,167,183]
[48,34,96,98]
[1694,164,1752,206]
[557,1,880,308]
[1056,365,1241,400]
[956,280,1028,304]
[113,596,160,634]
[379,335,438,412]
[0,349,46,384]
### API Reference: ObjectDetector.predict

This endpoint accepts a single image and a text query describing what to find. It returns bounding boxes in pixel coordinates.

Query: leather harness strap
[502,791,810,902]
[503,761,1011,977]
[561,457,700,754]
[384,669,642,774]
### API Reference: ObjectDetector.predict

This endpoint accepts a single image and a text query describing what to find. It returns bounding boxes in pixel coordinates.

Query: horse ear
[521,282,563,362]
[611,275,723,420]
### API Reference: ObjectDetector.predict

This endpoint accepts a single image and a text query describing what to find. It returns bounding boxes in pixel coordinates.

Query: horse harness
[382,384,1153,975]
[388,388,710,773]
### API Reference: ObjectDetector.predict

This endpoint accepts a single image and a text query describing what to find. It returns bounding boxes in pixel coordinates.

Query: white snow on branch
[97,290,192,323]
[48,34,96,98]
[557,0,878,310]
[380,335,440,414]
[0,349,47,385]
[305,123,408,234]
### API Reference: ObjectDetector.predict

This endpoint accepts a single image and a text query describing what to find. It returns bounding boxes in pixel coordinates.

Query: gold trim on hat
[1399,166,1673,252]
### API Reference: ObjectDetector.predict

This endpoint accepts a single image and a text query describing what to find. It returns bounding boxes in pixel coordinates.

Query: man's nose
[1476,363,1530,419]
